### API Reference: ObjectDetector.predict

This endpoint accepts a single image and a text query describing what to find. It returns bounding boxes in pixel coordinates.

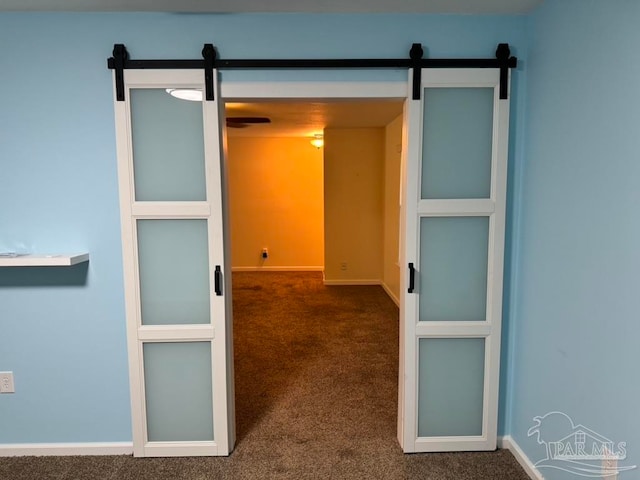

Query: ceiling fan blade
[227,117,271,124]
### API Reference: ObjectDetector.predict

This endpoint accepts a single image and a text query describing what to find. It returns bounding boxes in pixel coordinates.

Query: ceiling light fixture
[310,134,324,149]
[165,88,203,102]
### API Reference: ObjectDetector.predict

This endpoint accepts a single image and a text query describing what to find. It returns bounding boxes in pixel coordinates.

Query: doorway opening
[224,98,405,448]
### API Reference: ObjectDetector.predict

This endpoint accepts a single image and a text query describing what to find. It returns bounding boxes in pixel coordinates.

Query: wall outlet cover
[0,372,15,393]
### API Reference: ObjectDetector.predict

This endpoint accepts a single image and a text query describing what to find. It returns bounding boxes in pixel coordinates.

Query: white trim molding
[221,81,407,100]
[381,282,400,307]
[0,442,134,457]
[231,270,400,307]
[322,278,400,307]
[322,279,381,286]
[498,436,544,480]
[231,266,324,272]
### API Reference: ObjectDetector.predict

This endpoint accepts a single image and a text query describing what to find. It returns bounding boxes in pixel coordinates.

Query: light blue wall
[0,12,527,443]
[509,0,640,477]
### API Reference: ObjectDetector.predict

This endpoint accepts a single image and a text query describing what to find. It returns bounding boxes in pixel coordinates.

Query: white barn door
[113,69,234,457]
[400,68,510,452]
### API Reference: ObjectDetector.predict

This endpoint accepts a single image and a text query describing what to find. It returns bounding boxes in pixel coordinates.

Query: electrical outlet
[340,262,348,271]
[262,248,268,259]
[0,372,15,393]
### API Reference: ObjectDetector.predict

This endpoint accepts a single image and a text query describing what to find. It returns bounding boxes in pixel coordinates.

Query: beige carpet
[0,272,528,479]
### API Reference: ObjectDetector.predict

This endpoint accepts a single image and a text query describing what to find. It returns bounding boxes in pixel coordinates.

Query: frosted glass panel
[421,88,494,199]
[130,89,206,201]
[143,342,214,441]
[418,338,485,437]
[419,217,488,322]
[137,219,210,325]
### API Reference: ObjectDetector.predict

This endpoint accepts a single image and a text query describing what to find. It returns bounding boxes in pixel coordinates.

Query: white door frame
[221,77,412,450]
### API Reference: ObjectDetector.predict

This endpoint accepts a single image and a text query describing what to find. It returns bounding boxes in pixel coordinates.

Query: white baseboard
[323,278,400,307]
[381,282,400,307]
[323,279,381,286]
[232,266,324,272]
[498,436,544,480]
[231,269,399,306]
[0,442,134,457]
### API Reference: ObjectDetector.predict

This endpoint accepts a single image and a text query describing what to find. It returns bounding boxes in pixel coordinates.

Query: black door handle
[408,263,415,293]
[214,265,223,296]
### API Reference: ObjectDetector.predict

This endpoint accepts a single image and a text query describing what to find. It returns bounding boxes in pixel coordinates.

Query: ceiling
[0,0,542,14]
[225,100,404,138]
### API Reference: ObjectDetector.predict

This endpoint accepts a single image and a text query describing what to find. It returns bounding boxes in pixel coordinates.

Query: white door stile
[401,68,511,453]
[396,98,408,448]
[206,71,233,456]
[217,91,237,451]
[399,71,421,452]
[113,69,232,457]
[485,69,510,453]
[113,73,146,458]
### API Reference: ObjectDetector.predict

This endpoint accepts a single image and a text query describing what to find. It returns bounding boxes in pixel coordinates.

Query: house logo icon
[528,411,637,477]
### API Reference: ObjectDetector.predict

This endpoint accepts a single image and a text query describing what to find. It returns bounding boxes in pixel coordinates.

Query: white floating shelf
[0,253,90,267]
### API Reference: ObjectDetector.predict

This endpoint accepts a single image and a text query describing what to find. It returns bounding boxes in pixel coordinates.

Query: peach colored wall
[383,114,403,303]
[227,136,324,270]
[323,128,385,283]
